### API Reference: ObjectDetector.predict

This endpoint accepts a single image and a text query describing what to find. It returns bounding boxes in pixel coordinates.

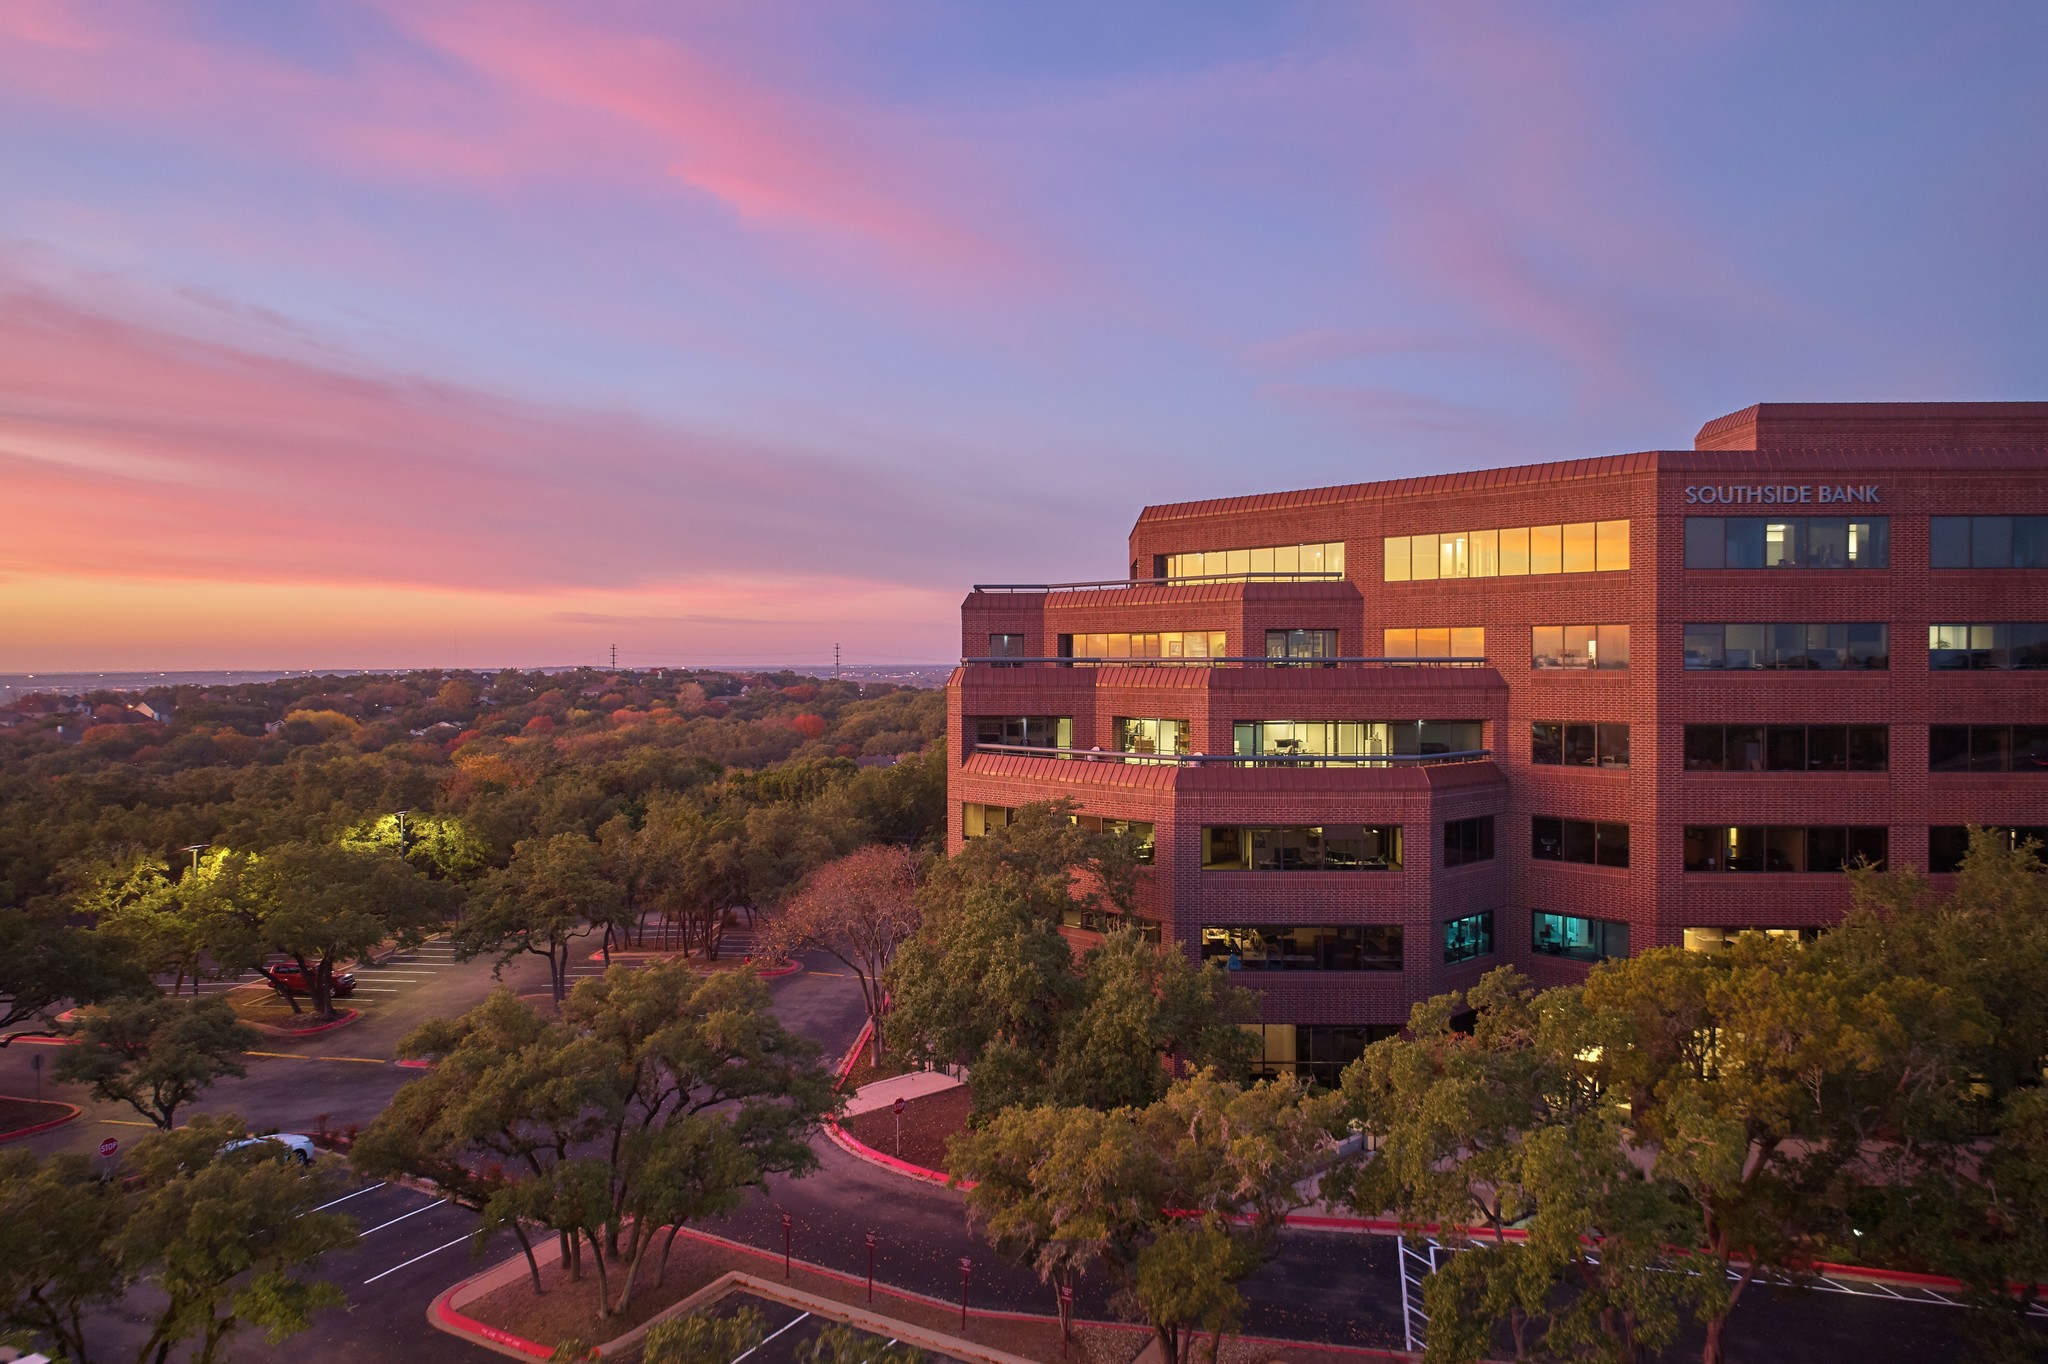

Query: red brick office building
[947,402,2048,1082]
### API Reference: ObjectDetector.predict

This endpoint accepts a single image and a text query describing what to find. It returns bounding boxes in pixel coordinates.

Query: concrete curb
[0,1098,82,1144]
[823,1113,967,1189]
[242,1007,362,1039]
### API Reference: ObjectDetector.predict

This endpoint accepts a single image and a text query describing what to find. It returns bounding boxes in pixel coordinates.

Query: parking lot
[702,1290,966,1364]
[148,935,466,1008]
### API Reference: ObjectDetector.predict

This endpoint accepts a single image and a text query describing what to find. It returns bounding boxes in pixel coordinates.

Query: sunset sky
[2,1,2044,671]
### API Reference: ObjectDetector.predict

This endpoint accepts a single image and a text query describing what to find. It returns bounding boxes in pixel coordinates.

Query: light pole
[181,844,207,876]
[393,809,411,856]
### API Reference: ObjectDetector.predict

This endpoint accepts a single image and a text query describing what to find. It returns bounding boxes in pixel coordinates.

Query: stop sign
[892,1097,906,1116]
[98,1137,119,1158]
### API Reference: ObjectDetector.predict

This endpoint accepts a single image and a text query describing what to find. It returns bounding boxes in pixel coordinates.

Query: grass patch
[0,1095,75,1138]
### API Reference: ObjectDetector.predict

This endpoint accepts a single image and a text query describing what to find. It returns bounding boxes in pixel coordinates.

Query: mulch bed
[842,1086,973,1174]
[465,1226,1149,1364]
[0,1096,77,1139]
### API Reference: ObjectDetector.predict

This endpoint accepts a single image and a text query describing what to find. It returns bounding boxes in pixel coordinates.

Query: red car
[267,965,356,998]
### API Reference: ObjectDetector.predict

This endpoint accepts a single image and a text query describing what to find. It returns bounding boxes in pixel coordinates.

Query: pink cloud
[0,269,990,596]
[0,0,1023,281]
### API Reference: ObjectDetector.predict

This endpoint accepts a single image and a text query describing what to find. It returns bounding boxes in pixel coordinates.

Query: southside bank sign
[1685,483,1881,505]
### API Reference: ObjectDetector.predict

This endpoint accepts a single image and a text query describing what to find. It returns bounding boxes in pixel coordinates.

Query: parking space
[706,1292,962,1364]
[313,1177,482,1289]
[149,936,464,1006]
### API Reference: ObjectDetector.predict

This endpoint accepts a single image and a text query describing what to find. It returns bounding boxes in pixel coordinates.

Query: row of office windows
[1201,914,1506,973]
[1683,517,1890,570]
[1531,722,1631,768]
[1930,826,2048,872]
[959,803,1156,862]
[1234,719,1484,759]
[1160,542,1346,581]
[1533,912,1630,963]
[1246,1024,1395,1088]
[1057,631,1227,662]
[1532,624,1630,670]
[1200,825,1403,871]
[972,716,1072,750]
[1930,726,2048,773]
[1200,925,1403,972]
[1928,624,2048,670]
[1930,517,2048,569]
[1683,725,1889,772]
[1683,825,1888,873]
[1381,627,1486,660]
[1683,623,1889,670]
[1531,816,1630,867]
[1383,520,1631,581]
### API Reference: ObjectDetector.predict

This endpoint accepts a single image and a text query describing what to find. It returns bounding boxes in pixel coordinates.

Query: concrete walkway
[841,1068,964,1116]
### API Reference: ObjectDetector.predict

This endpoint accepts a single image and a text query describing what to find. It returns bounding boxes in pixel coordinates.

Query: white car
[218,1134,317,1166]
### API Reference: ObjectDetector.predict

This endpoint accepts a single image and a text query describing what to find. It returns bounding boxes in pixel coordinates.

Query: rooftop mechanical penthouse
[945,402,2048,1085]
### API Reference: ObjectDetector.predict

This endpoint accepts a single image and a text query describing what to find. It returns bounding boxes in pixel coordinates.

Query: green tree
[641,1306,766,1364]
[1051,927,1256,1109]
[55,993,258,1129]
[72,851,213,995]
[368,965,837,1318]
[196,841,451,1018]
[0,1148,123,1364]
[123,1115,359,1364]
[0,907,151,1045]
[950,1070,1337,1363]
[340,811,489,880]
[456,832,627,1006]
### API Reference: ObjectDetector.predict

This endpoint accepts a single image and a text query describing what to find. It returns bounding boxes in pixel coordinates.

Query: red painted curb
[248,1008,361,1039]
[394,1058,437,1069]
[428,1283,553,1359]
[752,959,803,978]
[0,1099,83,1144]
[825,1115,968,1189]
[833,1020,875,1091]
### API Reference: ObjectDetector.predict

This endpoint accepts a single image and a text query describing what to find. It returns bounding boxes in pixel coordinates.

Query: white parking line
[310,1184,384,1212]
[360,1199,451,1235]
[363,1231,474,1284]
[733,1312,811,1361]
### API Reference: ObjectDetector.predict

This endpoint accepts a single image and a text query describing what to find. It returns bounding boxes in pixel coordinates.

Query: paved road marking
[99,1118,156,1128]
[360,1198,450,1236]
[241,1051,389,1064]
[363,1231,475,1284]
[733,1311,812,1362]
[310,1184,384,1212]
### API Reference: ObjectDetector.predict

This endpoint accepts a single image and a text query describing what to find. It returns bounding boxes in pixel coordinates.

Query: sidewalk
[841,1069,964,1117]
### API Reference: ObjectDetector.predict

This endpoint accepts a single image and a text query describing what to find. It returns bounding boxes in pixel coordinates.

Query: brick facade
[947,403,2048,1036]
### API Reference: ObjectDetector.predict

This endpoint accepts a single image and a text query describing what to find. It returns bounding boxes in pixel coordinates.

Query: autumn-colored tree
[759,845,922,1063]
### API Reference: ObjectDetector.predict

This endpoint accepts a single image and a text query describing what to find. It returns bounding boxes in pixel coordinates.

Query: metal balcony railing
[964,655,1489,669]
[971,742,1493,768]
[971,571,1346,593]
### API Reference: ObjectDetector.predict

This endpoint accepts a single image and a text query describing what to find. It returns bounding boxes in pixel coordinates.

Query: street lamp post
[393,809,411,856]
[182,844,207,875]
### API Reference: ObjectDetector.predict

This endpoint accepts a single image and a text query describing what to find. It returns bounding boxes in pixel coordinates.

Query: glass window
[1806,726,1848,772]
[1443,911,1495,964]
[1383,537,1410,582]
[1971,726,2013,773]
[1597,723,1630,768]
[1531,912,1628,963]
[2018,624,2048,669]
[1562,522,1597,574]
[1684,726,1724,771]
[1532,817,1625,867]
[1929,726,1971,772]
[1850,726,1890,771]
[1763,520,1802,568]
[1805,518,1847,568]
[1684,826,1887,872]
[1563,723,1597,767]
[1930,517,1972,568]
[1684,624,1724,669]
[1409,534,1439,580]
[1726,725,1765,771]
[2016,726,2048,772]
[1532,626,1565,669]
[1724,518,1765,568]
[1975,516,2014,568]
[1531,722,1563,766]
[1931,624,2048,670]
[2016,517,2048,569]
[1685,517,1726,569]
[1595,625,1630,669]
[1499,526,1530,576]
[1203,826,1401,871]
[1530,524,1563,575]
[1596,520,1630,571]
[988,634,1025,667]
[1767,726,1807,772]
[1472,529,1500,578]
[1443,816,1496,867]
[1201,925,1401,972]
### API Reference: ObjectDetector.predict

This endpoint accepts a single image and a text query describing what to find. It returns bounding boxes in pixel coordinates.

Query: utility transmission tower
[610,642,617,671]
[834,643,841,680]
